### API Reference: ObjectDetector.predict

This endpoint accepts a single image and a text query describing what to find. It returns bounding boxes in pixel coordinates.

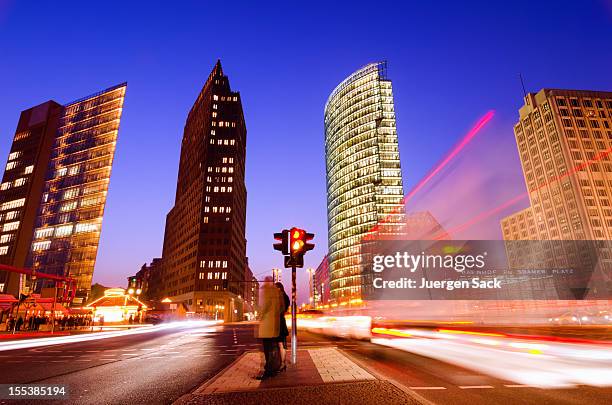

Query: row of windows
[209,139,236,146]
[0,198,25,211]
[198,271,228,280]
[213,95,238,102]
[200,260,228,268]
[0,177,27,190]
[556,97,612,109]
[205,186,233,193]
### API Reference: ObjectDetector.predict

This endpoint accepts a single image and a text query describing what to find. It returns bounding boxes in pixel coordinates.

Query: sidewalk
[175,347,423,405]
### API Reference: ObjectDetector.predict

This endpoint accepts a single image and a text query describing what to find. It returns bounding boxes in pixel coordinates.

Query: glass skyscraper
[324,62,404,303]
[27,84,126,304]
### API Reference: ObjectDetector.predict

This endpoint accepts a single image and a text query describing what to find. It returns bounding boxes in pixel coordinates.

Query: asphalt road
[0,323,260,405]
[2,324,612,404]
[299,332,612,405]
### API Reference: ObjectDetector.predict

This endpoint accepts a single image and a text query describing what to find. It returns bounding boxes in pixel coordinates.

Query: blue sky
[0,1,611,302]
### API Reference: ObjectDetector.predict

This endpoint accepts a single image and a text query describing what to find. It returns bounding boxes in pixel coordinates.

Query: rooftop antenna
[519,73,527,98]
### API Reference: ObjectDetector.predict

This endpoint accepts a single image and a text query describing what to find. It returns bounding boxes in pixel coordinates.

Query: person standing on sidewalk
[275,282,290,371]
[256,276,281,380]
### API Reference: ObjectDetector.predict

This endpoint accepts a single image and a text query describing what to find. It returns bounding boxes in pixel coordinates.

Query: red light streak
[365,110,495,239]
[437,145,612,239]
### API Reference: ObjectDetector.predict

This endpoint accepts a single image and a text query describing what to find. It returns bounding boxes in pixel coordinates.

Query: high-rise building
[501,89,612,298]
[324,62,405,304]
[314,254,329,306]
[160,60,247,321]
[243,262,258,320]
[0,84,126,303]
[501,89,612,241]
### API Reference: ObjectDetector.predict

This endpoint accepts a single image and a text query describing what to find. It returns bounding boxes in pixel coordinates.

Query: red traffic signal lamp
[289,227,314,258]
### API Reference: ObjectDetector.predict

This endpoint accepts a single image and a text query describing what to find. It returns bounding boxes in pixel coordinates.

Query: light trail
[0,320,222,352]
[436,144,612,239]
[367,110,495,238]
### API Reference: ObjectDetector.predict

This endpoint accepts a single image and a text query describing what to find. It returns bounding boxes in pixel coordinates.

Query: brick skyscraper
[161,61,247,321]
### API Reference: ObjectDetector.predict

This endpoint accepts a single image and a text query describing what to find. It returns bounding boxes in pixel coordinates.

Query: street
[0,323,257,404]
[2,323,612,404]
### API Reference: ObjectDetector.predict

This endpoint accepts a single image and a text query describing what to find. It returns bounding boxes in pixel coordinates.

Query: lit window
[32,241,51,251]
[8,152,21,161]
[207,272,213,279]
[5,211,18,220]
[0,234,14,244]
[13,178,26,187]
[213,95,218,101]
[5,162,17,171]
[0,198,25,211]
[24,165,34,174]
[2,221,20,232]
[75,222,99,233]
[199,272,205,280]
[0,246,8,255]
[0,183,10,190]
[35,228,54,239]
[60,201,77,212]
[54,225,73,237]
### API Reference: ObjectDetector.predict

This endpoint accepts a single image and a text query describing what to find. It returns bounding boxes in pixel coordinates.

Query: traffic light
[289,227,314,258]
[273,230,290,255]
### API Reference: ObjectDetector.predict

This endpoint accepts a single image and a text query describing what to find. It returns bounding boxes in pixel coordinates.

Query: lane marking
[459,385,494,389]
[409,386,447,390]
[504,384,537,388]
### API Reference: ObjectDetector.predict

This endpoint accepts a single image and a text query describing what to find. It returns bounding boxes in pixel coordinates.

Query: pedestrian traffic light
[273,230,289,255]
[289,227,315,258]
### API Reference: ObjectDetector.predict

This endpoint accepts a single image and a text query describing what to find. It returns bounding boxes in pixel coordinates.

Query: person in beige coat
[256,276,281,379]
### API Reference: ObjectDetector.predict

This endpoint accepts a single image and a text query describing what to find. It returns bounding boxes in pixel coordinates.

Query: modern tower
[324,62,404,304]
[160,60,247,321]
[0,83,127,303]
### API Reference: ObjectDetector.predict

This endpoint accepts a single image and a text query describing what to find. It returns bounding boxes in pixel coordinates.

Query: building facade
[0,84,126,304]
[0,101,62,295]
[129,258,162,301]
[324,62,405,303]
[501,89,612,298]
[243,263,258,320]
[502,89,612,241]
[160,60,247,321]
[314,254,330,306]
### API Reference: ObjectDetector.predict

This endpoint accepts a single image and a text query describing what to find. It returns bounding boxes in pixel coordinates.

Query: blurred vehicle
[548,311,597,325]
[144,314,163,324]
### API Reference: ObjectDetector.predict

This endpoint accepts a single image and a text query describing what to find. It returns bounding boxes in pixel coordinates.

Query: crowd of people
[257,277,291,380]
[3,314,93,332]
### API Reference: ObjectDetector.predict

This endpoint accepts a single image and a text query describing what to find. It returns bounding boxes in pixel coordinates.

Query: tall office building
[0,84,127,303]
[502,89,612,241]
[324,62,404,303]
[160,60,247,321]
[501,89,612,298]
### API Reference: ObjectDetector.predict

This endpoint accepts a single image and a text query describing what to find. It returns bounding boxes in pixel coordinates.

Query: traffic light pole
[291,264,297,365]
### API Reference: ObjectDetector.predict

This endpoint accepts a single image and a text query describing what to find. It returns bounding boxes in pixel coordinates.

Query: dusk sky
[1,1,611,302]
